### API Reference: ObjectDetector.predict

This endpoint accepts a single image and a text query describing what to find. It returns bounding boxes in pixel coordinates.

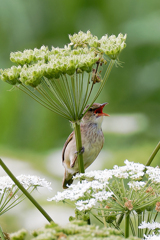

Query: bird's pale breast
[64,122,104,174]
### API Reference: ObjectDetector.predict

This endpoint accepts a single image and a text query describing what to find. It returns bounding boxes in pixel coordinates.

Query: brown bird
[62,103,109,189]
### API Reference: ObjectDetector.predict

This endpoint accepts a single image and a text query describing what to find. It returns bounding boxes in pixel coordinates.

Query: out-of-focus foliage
[0,0,159,153]
[10,220,141,240]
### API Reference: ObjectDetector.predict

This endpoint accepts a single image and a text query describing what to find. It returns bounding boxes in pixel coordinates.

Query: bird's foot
[75,146,85,155]
[71,147,85,168]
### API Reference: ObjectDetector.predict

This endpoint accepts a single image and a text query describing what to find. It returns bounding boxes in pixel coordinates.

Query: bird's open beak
[94,102,110,116]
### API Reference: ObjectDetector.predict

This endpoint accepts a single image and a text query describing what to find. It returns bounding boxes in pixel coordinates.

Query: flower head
[0,30,127,121]
[139,221,160,230]
[0,174,51,216]
[146,166,160,184]
[128,181,146,190]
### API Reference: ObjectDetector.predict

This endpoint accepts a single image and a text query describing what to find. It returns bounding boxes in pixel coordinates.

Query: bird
[62,102,109,189]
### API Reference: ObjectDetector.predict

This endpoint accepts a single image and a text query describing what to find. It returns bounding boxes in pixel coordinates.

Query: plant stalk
[0,158,53,223]
[74,122,85,173]
[124,212,129,238]
[138,212,143,238]
[100,203,107,227]
[145,141,160,168]
[0,226,5,240]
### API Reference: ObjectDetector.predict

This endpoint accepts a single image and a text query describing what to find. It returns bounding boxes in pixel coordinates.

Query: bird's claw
[75,146,85,155]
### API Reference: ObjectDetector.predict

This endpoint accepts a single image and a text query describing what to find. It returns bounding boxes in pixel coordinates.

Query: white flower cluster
[0,66,22,85]
[75,159,145,181]
[49,180,106,202]
[113,160,145,179]
[76,198,97,211]
[92,190,113,201]
[98,33,127,58]
[69,30,99,48]
[128,181,146,190]
[48,179,112,211]
[0,174,52,194]
[73,169,112,182]
[146,166,160,184]
[69,31,127,57]
[50,160,147,210]
[144,233,160,240]
[50,160,160,213]
[1,47,99,86]
[139,221,160,230]
[145,234,160,240]
[10,46,49,65]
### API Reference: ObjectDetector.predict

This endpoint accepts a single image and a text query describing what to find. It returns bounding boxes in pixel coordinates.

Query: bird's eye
[88,108,92,112]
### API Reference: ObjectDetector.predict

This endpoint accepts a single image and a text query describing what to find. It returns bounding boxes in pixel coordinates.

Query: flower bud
[124,200,133,211]
[155,202,160,212]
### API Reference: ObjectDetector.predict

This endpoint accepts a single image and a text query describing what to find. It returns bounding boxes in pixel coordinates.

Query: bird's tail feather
[62,170,73,189]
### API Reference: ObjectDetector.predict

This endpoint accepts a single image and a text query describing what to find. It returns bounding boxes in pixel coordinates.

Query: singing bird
[62,103,109,189]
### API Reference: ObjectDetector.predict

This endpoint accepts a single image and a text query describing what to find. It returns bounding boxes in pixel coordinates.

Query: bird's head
[82,102,109,126]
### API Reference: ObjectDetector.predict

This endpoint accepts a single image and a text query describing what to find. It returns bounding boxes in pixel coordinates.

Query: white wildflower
[128,181,146,190]
[74,169,112,183]
[139,221,160,230]
[0,176,14,192]
[0,175,52,193]
[93,190,113,201]
[76,198,97,211]
[144,233,160,240]
[114,160,145,179]
[48,180,106,202]
[112,165,129,179]
[146,166,160,184]
[17,175,52,191]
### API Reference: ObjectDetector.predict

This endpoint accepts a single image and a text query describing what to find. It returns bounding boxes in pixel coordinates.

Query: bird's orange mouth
[94,103,110,116]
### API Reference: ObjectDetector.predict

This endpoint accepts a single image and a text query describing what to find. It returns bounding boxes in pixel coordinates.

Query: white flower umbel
[48,180,106,202]
[112,160,145,179]
[128,181,146,190]
[144,233,160,240]
[139,221,160,230]
[76,198,97,211]
[146,166,160,184]
[50,160,160,231]
[0,31,127,185]
[0,175,51,216]
[0,31,127,122]
[73,169,113,182]
[92,190,113,201]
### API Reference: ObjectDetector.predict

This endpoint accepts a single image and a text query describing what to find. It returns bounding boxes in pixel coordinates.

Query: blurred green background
[0,0,160,234]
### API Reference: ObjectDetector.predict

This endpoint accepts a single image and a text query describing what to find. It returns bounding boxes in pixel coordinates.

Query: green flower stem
[147,212,159,235]
[82,60,115,118]
[129,217,136,236]
[100,203,107,227]
[91,59,115,105]
[138,213,143,238]
[145,141,160,168]
[0,158,53,223]
[0,226,5,240]
[117,213,124,227]
[74,122,85,173]
[124,212,129,238]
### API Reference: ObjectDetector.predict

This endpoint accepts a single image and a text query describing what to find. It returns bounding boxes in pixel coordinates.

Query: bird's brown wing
[62,131,74,162]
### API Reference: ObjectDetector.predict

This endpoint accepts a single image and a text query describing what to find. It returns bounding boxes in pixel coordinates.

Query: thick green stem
[0,158,53,223]
[124,212,129,238]
[145,141,160,168]
[74,122,85,173]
